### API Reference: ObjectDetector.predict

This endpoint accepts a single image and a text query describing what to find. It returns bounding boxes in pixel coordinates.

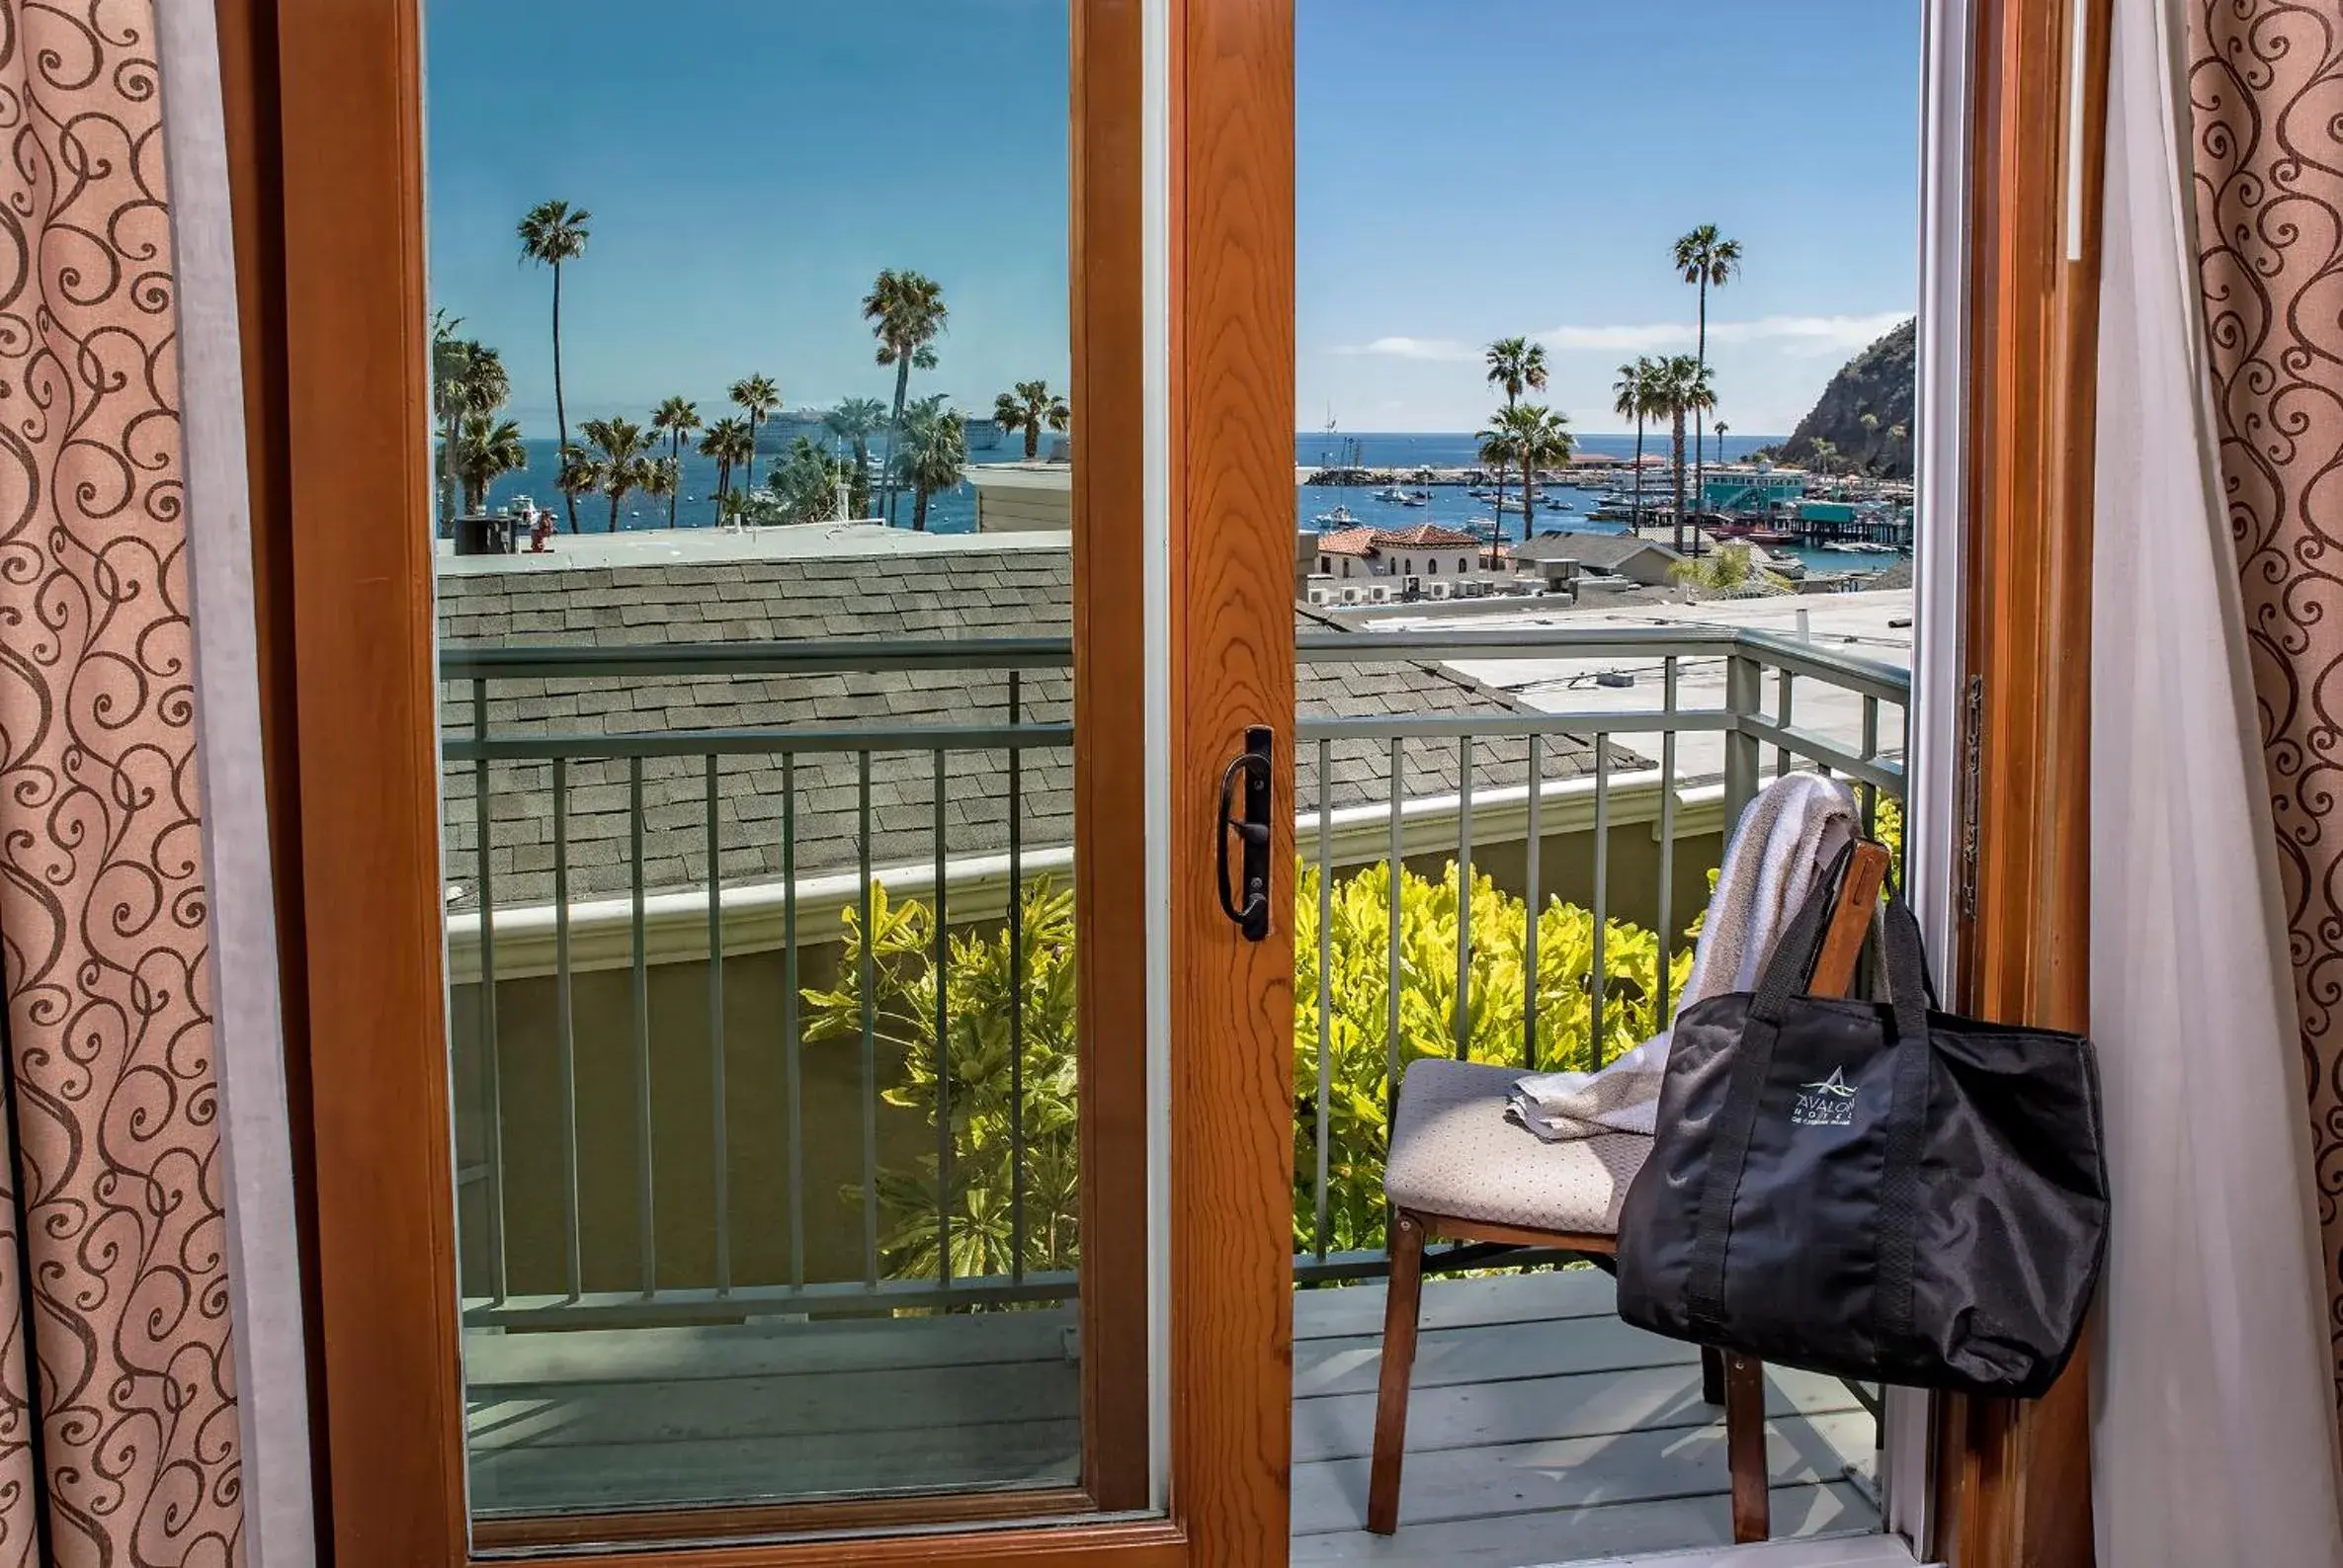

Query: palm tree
[1612,358,1663,532]
[699,417,753,513]
[862,270,949,525]
[896,394,967,533]
[770,436,853,525]
[992,380,1071,460]
[824,397,888,518]
[431,327,512,529]
[729,374,783,491]
[1648,354,1716,554]
[1500,404,1575,535]
[1474,415,1521,559]
[451,411,529,514]
[1485,337,1548,410]
[648,397,702,529]
[431,310,468,525]
[518,200,592,531]
[641,454,679,524]
[1672,224,1742,527]
[1715,419,1731,465]
[555,444,603,529]
[580,417,656,532]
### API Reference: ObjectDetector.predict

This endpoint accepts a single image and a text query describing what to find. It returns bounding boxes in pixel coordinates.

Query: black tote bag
[1614,847,2109,1399]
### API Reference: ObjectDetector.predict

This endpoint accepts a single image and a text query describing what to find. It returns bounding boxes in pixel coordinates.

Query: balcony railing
[441,628,1908,1329]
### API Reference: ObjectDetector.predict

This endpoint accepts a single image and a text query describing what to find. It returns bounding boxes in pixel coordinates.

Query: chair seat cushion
[1382,1057,1651,1238]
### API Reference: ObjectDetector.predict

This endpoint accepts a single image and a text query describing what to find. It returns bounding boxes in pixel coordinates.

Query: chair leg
[1723,1353,1771,1544]
[1701,1345,1725,1406]
[1367,1209,1428,1535]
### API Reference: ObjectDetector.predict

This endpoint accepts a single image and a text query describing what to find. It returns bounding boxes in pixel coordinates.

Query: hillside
[1771,317,1916,479]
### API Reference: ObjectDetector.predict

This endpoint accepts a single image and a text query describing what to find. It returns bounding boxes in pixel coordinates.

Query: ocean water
[467,431,1883,575]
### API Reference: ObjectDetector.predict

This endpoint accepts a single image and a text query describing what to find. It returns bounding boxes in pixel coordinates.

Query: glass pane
[424,0,1097,1531]
[1291,0,1919,1558]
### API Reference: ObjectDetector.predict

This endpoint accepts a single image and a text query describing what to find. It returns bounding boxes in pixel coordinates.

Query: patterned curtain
[0,2,244,1564]
[2191,2,2343,1418]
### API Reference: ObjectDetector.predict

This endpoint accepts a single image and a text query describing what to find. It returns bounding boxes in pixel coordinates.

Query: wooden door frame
[217,0,1293,1562]
[1936,0,2109,1563]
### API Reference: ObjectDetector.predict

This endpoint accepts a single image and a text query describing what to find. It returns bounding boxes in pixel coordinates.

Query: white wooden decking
[464,1269,1880,1563]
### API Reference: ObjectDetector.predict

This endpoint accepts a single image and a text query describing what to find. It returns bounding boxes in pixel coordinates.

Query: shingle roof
[1510,531,1681,570]
[440,543,1613,910]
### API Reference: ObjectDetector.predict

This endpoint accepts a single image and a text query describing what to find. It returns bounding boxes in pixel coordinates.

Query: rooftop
[1510,531,1685,570]
[435,522,1064,577]
[441,539,1613,910]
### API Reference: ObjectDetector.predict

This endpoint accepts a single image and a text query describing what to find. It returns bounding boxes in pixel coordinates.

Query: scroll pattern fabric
[0,2,243,1563]
[2190,0,2343,1415]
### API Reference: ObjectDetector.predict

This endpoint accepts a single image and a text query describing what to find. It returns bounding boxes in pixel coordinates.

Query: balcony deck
[464,1270,1881,1563]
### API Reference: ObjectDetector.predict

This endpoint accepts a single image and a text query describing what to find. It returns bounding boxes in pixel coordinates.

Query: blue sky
[426,1,1919,439]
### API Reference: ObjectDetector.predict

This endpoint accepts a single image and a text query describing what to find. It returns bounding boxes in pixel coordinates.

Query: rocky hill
[1770,317,1915,479]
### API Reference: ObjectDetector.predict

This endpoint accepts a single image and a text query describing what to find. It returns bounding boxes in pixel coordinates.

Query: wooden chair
[1366,840,1890,1542]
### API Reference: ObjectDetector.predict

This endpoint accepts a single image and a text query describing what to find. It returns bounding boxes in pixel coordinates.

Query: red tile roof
[1317,527,1381,557]
[1373,523,1482,548]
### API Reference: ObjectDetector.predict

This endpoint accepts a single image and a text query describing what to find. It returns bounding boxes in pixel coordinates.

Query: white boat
[1372,484,1410,502]
[1314,506,1361,528]
[1400,493,1431,508]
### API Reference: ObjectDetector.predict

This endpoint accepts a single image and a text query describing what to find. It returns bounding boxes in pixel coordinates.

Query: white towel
[1506,772,1857,1141]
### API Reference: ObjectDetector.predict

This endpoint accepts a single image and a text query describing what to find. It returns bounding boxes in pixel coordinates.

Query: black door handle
[1216,725,1274,942]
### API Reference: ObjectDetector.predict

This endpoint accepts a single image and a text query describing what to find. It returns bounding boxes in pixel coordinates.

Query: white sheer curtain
[2090,0,2343,1561]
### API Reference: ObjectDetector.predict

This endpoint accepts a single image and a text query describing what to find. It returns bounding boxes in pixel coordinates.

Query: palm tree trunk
[913,484,930,533]
[667,434,681,529]
[881,358,912,526]
[1691,280,1707,551]
[852,438,871,518]
[745,415,760,493]
[441,410,460,528]
[1025,425,1039,460]
[1671,415,1688,556]
[609,490,622,533]
[553,262,575,532]
[1520,454,1536,536]
[1632,414,1645,531]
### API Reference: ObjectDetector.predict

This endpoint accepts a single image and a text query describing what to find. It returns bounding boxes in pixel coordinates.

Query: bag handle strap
[1871,887,1934,1359]
[1685,840,1858,1342]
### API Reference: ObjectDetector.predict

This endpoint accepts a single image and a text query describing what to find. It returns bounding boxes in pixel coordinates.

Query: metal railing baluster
[706,755,729,1297]
[1657,656,1679,1022]
[1455,735,1473,1060]
[1723,653,1762,835]
[1007,673,1026,1283]
[471,680,506,1303]
[782,754,803,1292]
[1523,734,1541,1071]
[1315,738,1333,1264]
[1776,668,1796,780]
[630,756,654,1297]
[1861,697,1882,841]
[934,749,952,1290]
[858,750,879,1288]
[553,758,580,1302]
[1385,738,1403,1130]
[1592,735,1611,1063]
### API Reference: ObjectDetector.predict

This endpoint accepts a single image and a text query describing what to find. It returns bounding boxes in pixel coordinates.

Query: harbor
[1297,456,1914,572]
